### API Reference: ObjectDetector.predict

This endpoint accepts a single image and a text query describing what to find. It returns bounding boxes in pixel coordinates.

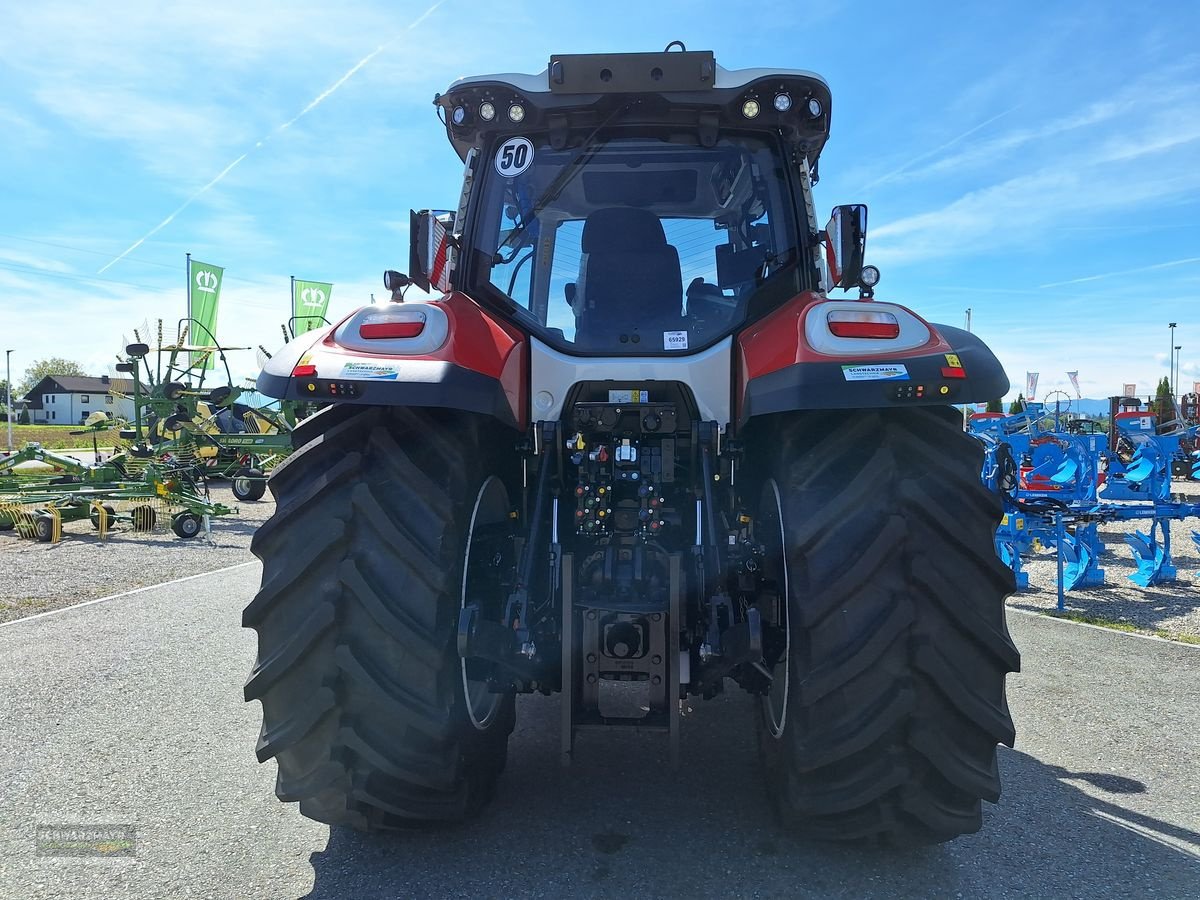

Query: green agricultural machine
[0,440,234,541]
[113,322,297,501]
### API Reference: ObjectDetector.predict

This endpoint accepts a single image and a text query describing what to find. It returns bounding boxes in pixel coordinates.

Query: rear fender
[257,292,527,428]
[737,292,1008,425]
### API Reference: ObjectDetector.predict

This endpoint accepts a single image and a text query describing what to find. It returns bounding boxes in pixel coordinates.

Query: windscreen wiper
[494,99,642,261]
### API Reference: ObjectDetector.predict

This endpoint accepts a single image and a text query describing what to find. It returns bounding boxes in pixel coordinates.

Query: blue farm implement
[970,398,1200,601]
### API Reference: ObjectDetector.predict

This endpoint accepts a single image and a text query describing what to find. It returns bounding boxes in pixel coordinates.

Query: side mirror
[824,204,867,290]
[409,209,455,293]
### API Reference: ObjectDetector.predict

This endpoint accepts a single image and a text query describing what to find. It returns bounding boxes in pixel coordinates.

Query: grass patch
[1045,611,1200,645]
[3,424,120,451]
[1162,632,1200,645]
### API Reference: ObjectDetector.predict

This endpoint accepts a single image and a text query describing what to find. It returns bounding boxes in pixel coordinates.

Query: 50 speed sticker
[495,137,534,177]
[841,364,910,382]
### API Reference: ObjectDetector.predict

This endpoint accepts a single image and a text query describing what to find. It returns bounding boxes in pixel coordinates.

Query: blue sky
[2,0,1198,402]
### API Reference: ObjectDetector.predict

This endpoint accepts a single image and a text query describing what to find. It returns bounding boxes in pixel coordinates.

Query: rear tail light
[291,363,317,377]
[358,320,425,339]
[826,310,900,339]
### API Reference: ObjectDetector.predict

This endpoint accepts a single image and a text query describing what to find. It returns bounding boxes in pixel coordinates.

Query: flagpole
[186,252,192,329]
[290,275,295,338]
[185,252,192,367]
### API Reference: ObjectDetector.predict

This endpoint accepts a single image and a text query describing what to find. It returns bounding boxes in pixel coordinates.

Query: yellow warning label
[944,353,962,368]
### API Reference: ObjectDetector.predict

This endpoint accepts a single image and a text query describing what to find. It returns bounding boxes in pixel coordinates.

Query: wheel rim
[234,477,251,496]
[180,516,199,536]
[761,478,790,739]
[461,476,511,731]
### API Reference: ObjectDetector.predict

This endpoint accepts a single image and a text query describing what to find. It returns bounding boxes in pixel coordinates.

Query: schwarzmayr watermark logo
[35,824,136,857]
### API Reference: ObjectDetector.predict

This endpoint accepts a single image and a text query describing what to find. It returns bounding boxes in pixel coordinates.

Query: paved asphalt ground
[0,565,1197,899]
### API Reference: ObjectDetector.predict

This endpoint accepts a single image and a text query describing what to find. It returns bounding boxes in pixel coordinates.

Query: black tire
[754,407,1019,844]
[231,467,267,502]
[34,513,56,543]
[171,512,203,539]
[243,405,517,829]
[131,505,156,532]
[89,504,117,529]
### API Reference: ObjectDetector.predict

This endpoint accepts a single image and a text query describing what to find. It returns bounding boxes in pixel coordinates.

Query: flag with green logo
[293,279,333,334]
[188,258,224,369]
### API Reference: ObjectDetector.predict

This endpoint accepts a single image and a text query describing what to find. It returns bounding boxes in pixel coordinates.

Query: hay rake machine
[971,398,1200,601]
[0,438,234,543]
[112,320,296,500]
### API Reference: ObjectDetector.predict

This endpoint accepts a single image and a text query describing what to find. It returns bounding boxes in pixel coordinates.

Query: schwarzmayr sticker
[841,364,910,382]
[339,361,400,381]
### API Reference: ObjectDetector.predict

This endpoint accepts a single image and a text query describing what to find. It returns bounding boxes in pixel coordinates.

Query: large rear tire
[755,407,1019,844]
[243,405,517,829]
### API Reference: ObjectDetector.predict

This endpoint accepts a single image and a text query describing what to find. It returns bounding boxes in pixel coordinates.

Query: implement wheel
[33,512,57,543]
[755,407,1019,844]
[232,467,267,502]
[171,512,203,539]
[243,405,516,830]
[90,504,117,530]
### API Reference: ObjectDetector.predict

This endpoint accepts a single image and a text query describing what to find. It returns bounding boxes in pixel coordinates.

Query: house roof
[22,375,134,408]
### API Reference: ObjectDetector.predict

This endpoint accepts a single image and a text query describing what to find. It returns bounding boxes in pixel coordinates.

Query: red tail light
[827,310,900,339]
[359,320,425,339]
[292,363,317,377]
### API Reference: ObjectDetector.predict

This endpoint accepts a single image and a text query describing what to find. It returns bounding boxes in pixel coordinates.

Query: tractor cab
[416,48,840,355]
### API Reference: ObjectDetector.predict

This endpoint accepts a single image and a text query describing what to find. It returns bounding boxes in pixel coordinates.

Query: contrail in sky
[99,0,445,274]
[1039,255,1200,289]
[859,105,1019,191]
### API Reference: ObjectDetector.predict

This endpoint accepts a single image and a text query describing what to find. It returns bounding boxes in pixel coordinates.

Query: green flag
[188,258,224,369]
[293,279,333,333]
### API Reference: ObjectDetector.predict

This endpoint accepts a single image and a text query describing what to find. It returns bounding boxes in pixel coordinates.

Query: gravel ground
[1007,480,1200,641]
[0,484,269,624]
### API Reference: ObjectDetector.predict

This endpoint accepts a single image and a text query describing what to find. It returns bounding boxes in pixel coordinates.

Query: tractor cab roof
[436,48,832,171]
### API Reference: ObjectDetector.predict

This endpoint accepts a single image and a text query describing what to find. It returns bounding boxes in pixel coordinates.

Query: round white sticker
[494,137,534,177]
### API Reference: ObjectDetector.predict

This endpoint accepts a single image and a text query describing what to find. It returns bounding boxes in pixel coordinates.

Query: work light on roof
[773,92,792,112]
[860,265,881,288]
[452,106,467,125]
[508,103,525,123]
[741,99,760,119]
[807,97,823,117]
[479,101,496,121]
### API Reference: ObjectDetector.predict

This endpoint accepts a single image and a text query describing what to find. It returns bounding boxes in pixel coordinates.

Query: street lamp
[1175,345,1182,413]
[1169,323,1177,399]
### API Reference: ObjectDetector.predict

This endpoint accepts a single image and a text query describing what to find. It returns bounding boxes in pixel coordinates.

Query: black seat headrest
[581,208,667,253]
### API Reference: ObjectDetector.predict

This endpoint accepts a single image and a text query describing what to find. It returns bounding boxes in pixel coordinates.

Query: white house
[23,375,134,426]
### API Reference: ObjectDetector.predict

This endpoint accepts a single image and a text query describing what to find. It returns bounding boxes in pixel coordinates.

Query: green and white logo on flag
[293,280,332,333]
[189,259,224,369]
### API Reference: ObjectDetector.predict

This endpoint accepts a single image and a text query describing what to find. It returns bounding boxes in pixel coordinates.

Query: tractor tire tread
[759,407,1018,845]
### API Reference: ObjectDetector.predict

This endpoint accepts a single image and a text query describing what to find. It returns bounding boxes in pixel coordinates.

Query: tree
[986,398,1004,413]
[17,358,87,397]
[1008,394,1025,414]
[1153,376,1173,421]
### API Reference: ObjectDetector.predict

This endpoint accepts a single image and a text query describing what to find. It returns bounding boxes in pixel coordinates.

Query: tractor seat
[573,208,683,347]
